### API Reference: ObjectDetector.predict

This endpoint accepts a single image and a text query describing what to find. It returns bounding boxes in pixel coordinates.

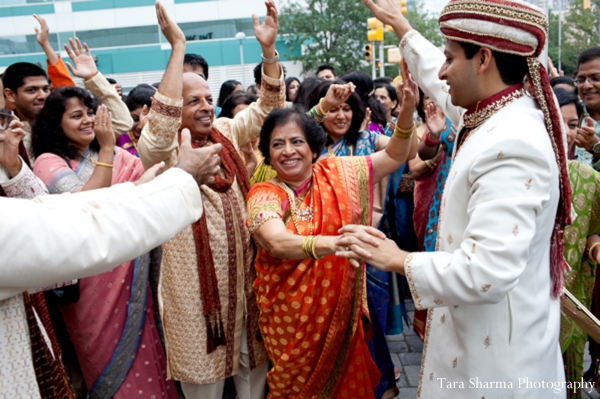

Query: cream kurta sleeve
[0,168,202,300]
[0,157,47,198]
[84,72,133,137]
[214,64,285,148]
[399,30,463,128]
[405,138,553,310]
[137,91,182,171]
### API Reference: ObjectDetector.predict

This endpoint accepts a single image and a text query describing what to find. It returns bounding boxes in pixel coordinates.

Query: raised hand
[176,129,222,186]
[156,1,185,47]
[360,107,372,132]
[424,102,446,136]
[64,38,98,80]
[93,105,115,149]
[0,116,26,178]
[33,14,51,47]
[321,82,356,113]
[395,60,416,130]
[363,0,405,29]
[253,0,279,51]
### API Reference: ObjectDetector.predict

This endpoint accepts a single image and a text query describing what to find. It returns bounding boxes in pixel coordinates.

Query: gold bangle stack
[87,156,114,169]
[424,159,436,169]
[393,122,416,140]
[309,98,330,123]
[588,242,600,263]
[302,235,323,260]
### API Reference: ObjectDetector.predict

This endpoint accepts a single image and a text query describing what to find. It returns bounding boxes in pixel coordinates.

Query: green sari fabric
[561,161,600,396]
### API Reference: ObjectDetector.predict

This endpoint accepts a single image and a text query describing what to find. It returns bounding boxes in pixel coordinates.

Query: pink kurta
[34,148,178,399]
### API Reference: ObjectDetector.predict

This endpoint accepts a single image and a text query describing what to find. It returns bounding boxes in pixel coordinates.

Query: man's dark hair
[219,91,257,119]
[2,62,49,93]
[374,76,393,86]
[125,84,156,112]
[32,86,100,160]
[577,46,600,70]
[258,106,327,165]
[293,77,324,108]
[184,53,209,80]
[106,77,117,85]
[339,70,387,128]
[550,76,576,94]
[458,42,528,86]
[253,62,287,85]
[553,87,584,120]
[316,65,336,77]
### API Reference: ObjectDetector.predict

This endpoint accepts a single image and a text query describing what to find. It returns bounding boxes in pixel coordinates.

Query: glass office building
[0,0,302,93]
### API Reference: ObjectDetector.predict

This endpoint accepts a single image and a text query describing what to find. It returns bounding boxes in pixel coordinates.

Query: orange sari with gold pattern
[247,156,380,398]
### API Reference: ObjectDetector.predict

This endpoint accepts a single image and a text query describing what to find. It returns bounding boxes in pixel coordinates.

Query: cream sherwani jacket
[0,166,202,398]
[400,31,565,398]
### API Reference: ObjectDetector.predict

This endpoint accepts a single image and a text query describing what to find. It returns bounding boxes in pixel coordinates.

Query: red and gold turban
[439,0,571,298]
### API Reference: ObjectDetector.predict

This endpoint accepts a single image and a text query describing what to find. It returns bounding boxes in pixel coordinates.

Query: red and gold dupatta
[248,156,380,398]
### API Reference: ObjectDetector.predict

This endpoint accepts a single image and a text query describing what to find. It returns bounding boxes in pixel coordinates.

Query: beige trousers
[180,324,268,399]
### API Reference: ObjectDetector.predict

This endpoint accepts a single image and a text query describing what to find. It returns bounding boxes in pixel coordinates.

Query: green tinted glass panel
[76,25,159,48]
[0,32,58,55]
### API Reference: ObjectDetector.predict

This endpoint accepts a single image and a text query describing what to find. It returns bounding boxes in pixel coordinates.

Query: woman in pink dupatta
[32,86,177,399]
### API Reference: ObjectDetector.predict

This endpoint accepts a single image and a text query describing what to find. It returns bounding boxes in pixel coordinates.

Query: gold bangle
[424,160,435,169]
[93,161,113,169]
[312,235,324,260]
[588,242,600,262]
[393,122,415,140]
[302,236,313,259]
[316,98,330,118]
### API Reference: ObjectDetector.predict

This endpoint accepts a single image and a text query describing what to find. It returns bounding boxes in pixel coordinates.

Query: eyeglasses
[575,74,600,86]
[0,109,12,131]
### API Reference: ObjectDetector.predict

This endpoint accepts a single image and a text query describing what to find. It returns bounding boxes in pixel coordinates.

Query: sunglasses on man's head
[0,109,12,131]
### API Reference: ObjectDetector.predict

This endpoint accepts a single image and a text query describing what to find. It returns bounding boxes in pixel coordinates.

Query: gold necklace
[277,180,313,235]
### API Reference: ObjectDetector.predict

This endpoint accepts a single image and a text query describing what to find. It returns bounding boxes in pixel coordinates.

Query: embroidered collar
[463,83,525,129]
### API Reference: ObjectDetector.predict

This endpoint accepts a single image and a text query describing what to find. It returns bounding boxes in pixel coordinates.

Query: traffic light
[365,44,373,64]
[367,27,384,42]
[583,0,591,8]
[400,0,408,14]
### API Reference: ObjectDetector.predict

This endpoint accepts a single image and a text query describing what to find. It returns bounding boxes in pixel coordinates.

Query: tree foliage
[548,0,600,76]
[278,0,442,76]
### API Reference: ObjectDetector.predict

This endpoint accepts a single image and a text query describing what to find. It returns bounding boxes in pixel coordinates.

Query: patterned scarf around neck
[181,128,251,354]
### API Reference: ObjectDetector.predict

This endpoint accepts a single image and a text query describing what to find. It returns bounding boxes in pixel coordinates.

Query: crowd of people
[2,0,600,398]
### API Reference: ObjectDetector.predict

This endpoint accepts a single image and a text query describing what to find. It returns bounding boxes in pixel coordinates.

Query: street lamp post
[235,32,246,88]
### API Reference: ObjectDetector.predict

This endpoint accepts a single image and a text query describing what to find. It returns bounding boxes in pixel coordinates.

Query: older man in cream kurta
[137,69,284,395]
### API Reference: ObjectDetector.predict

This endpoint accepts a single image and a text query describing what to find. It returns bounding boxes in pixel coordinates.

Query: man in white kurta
[337,0,574,397]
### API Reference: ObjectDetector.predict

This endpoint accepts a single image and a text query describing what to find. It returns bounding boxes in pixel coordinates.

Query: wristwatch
[592,141,600,154]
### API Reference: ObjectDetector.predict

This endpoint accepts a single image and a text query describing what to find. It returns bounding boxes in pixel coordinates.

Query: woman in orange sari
[246,78,415,398]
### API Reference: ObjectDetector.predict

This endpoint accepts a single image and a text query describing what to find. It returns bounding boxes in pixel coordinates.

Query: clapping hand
[424,102,445,137]
[575,117,598,152]
[0,116,26,178]
[253,1,279,51]
[64,38,98,80]
[93,105,115,149]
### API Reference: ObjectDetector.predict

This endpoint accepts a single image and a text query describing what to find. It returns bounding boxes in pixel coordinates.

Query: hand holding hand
[0,116,26,177]
[94,105,115,149]
[253,1,279,52]
[335,225,407,273]
[156,1,186,47]
[424,102,445,136]
[575,117,598,151]
[321,82,356,113]
[64,38,98,80]
[177,129,222,186]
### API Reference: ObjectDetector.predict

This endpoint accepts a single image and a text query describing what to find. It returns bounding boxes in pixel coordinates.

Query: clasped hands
[335,225,408,275]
